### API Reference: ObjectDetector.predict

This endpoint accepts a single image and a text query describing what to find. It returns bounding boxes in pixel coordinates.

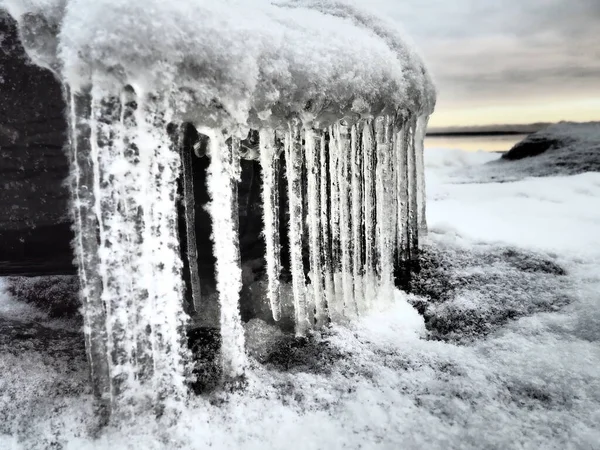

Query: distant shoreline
[426,131,529,137]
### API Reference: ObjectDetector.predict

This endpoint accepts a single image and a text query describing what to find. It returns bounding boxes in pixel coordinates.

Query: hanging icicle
[362,119,377,305]
[285,122,309,336]
[350,124,364,313]
[259,128,282,322]
[395,116,410,266]
[406,117,419,262]
[305,128,328,328]
[335,124,357,318]
[70,84,190,421]
[205,130,246,379]
[415,115,430,236]
[69,87,111,417]
[319,132,334,326]
[328,126,343,319]
[176,123,202,315]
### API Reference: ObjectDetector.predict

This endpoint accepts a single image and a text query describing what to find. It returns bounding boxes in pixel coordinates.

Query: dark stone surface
[502,135,570,160]
[0,11,74,275]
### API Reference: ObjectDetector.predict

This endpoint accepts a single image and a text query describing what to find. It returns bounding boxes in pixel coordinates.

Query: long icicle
[362,119,377,307]
[415,115,429,236]
[396,116,410,268]
[406,117,419,263]
[91,87,136,415]
[206,131,246,379]
[68,87,111,419]
[306,128,327,328]
[336,124,356,317]
[137,94,189,416]
[285,122,309,336]
[350,123,364,313]
[379,116,396,289]
[374,117,386,289]
[320,132,334,325]
[328,126,343,319]
[178,124,202,315]
[259,128,282,321]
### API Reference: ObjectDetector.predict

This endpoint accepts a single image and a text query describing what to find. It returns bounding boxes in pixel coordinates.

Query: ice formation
[4,0,435,421]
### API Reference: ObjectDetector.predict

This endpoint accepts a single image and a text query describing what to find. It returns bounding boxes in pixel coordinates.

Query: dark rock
[502,136,571,160]
[409,243,571,343]
[498,122,600,176]
[0,11,73,275]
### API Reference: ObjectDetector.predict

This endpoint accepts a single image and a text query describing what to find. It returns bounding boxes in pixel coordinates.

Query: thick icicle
[136,95,189,415]
[406,117,419,261]
[206,131,246,379]
[72,86,190,421]
[305,129,327,327]
[396,117,410,266]
[177,124,202,314]
[259,128,282,321]
[415,115,429,236]
[68,88,111,417]
[362,120,377,303]
[328,127,343,318]
[319,132,334,325]
[336,124,357,317]
[91,88,137,412]
[374,116,395,289]
[350,124,364,312]
[285,123,309,336]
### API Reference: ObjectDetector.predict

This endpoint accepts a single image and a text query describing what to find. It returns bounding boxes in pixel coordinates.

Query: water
[425,134,528,153]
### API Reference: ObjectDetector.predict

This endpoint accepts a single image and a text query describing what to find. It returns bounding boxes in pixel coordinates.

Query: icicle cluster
[6,0,436,419]
[259,114,428,336]
[68,84,190,420]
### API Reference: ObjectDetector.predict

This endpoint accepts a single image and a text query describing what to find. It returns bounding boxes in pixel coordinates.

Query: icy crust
[3,0,436,130]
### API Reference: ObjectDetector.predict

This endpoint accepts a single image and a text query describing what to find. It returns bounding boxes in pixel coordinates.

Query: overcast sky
[363,0,600,128]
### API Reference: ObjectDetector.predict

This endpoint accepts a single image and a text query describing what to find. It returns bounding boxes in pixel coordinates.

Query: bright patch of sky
[361,0,600,128]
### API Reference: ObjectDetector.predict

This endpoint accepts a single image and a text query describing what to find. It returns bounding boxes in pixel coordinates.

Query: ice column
[70,84,190,420]
[285,123,309,336]
[305,129,328,327]
[415,115,429,236]
[205,131,246,379]
[259,129,282,321]
[335,124,357,317]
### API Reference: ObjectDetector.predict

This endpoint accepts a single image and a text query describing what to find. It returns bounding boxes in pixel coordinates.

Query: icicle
[350,123,364,312]
[362,120,377,304]
[68,87,111,417]
[177,124,202,315]
[374,116,395,289]
[328,126,343,319]
[72,85,189,421]
[259,128,282,322]
[406,117,419,262]
[336,124,357,317]
[285,122,309,336]
[319,132,334,325]
[396,116,410,266]
[91,87,136,411]
[135,94,190,415]
[205,130,246,379]
[305,128,327,327]
[415,115,429,236]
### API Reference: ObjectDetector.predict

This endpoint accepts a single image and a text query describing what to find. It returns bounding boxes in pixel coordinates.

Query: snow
[2,138,600,448]
[3,0,436,130]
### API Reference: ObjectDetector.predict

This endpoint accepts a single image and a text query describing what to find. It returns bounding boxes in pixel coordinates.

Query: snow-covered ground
[2,146,600,449]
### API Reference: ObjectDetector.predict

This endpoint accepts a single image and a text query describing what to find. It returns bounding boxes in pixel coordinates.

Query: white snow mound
[3,0,436,129]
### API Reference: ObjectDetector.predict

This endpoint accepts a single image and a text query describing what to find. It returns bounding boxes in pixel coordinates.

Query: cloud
[359,0,600,125]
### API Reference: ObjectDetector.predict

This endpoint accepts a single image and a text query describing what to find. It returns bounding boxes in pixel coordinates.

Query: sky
[363,0,600,128]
